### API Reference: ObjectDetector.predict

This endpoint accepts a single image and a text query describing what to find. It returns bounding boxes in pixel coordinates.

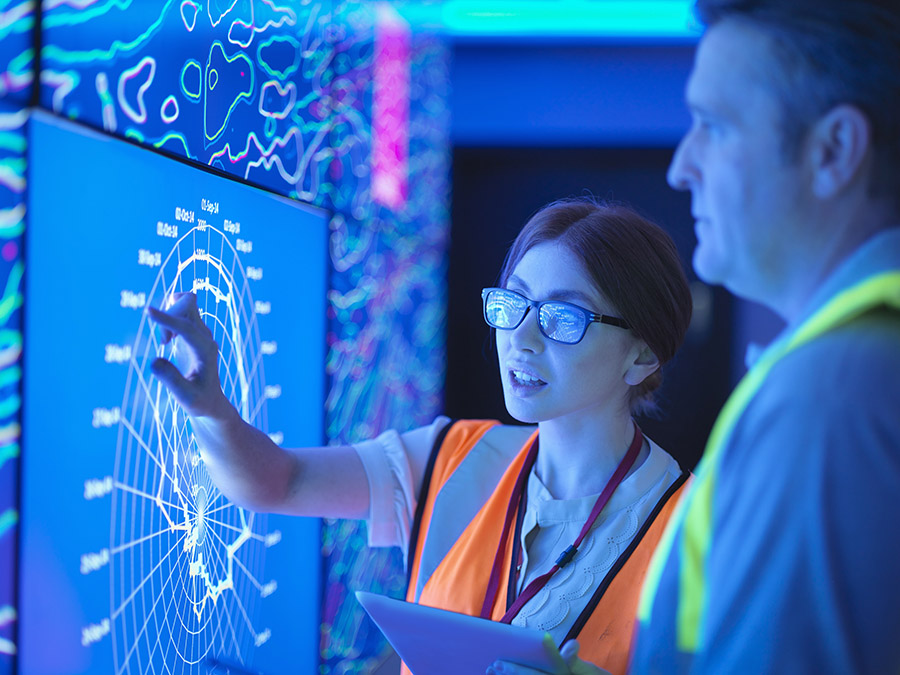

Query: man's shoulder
[759,307,900,410]
[725,307,900,479]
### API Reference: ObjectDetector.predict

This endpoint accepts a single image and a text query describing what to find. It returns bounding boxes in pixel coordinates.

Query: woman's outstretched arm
[147,292,369,519]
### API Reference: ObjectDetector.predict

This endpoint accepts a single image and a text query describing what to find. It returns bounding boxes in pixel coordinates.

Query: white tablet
[356,591,568,675]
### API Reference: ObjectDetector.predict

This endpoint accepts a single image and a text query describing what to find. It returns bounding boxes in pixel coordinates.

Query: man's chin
[692,248,726,286]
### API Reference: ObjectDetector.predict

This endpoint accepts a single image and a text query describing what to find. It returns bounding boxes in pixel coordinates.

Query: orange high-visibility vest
[402,420,689,675]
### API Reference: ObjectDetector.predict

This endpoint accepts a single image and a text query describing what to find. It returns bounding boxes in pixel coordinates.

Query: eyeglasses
[481,287,629,345]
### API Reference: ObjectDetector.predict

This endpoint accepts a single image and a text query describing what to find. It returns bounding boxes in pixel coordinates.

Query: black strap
[405,419,455,591]
[561,470,691,647]
[505,474,528,610]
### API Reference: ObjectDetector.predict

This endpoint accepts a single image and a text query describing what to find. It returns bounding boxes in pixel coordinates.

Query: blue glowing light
[398,1,700,39]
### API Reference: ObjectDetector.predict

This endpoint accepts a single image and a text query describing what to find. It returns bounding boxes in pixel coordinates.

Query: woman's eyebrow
[505,275,531,293]
[547,289,596,306]
[507,275,597,307]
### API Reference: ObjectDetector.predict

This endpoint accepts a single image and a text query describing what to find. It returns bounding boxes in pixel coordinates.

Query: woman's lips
[508,368,547,394]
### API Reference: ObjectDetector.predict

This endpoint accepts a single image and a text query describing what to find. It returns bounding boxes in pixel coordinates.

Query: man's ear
[624,343,660,386]
[809,104,871,199]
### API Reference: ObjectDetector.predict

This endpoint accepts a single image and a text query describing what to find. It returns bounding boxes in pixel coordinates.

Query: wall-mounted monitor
[21,110,327,675]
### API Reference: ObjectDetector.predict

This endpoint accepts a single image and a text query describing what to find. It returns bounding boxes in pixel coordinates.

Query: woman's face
[496,240,643,425]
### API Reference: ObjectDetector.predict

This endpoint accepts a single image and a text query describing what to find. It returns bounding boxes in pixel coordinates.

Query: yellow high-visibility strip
[638,271,900,653]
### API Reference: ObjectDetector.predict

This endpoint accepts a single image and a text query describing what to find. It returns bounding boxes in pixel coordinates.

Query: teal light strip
[438,0,699,38]
[0,509,17,539]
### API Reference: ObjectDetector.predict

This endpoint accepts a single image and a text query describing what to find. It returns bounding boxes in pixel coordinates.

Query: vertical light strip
[372,3,411,211]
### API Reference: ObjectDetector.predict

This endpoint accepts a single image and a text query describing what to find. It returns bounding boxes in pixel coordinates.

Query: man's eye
[695,117,721,136]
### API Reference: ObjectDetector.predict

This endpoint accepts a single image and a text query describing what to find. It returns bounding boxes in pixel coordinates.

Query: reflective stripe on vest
[638,271,900,653]
[411,422,536,603]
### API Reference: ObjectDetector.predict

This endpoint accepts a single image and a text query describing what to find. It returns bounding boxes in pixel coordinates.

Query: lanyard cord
[479,422,644,622]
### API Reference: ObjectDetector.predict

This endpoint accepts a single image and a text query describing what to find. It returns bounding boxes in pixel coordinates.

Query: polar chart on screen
[111,224,275,671]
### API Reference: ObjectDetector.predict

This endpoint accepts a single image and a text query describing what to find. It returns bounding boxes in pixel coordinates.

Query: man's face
[667,19,813,309]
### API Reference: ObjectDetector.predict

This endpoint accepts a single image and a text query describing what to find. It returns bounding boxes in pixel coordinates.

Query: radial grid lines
[111,225,269,674]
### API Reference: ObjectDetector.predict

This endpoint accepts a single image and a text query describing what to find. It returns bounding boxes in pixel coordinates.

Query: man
[631,0,900,672]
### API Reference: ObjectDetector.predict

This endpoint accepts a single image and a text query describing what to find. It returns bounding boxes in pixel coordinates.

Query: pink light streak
[371,3,411,212]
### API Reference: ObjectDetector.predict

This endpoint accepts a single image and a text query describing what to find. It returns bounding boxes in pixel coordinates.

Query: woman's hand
[147,292,232,420]
[145,291,371,518]
[486,640,611,675]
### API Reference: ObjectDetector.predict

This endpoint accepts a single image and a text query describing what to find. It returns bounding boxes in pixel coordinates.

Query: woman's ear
[624,343,660,386]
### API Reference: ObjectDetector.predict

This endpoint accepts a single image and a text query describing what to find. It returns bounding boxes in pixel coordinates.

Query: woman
[148,197,693,675]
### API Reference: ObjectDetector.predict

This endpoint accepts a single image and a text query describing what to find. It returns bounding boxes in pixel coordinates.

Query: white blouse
[353,417,682,644]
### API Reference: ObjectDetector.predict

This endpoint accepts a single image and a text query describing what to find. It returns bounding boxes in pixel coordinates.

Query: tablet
[355,591,568,675]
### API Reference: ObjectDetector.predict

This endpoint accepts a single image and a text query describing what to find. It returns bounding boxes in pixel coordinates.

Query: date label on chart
[157,221,178,238]
[84,476,113,500]
[81,618,110,647]
[80,548,110,575]
[92,407,121,428]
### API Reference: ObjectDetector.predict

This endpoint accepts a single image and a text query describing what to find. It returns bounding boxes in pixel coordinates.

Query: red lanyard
[479,422,644,622]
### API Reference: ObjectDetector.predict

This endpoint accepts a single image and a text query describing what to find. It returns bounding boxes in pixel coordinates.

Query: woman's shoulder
[644,435,684,479]
[428,419,536,473]
[613,434,685,511]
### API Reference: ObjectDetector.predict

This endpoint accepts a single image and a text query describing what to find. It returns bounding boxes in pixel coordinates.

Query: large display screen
[20,111,326,675]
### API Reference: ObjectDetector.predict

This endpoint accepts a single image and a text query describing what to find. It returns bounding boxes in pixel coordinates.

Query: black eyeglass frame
[481,287,630,345]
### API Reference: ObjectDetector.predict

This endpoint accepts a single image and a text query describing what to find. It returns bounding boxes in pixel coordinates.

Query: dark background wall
[449,42,696,147]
